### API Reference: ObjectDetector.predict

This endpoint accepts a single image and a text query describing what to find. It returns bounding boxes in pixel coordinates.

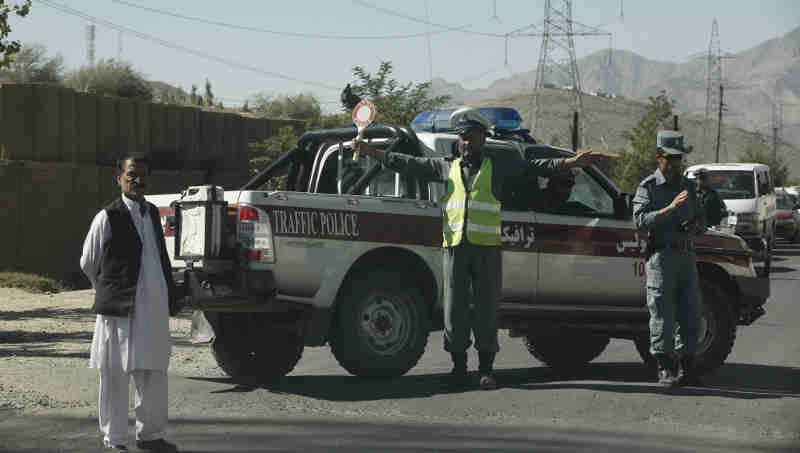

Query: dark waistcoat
[91,197,177,316]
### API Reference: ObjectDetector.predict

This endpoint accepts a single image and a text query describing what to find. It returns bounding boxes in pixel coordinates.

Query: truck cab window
[535,168,614,217]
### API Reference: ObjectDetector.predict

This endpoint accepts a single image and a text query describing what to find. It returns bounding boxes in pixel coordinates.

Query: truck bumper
[181,269,332,347]
[734,274,770,325]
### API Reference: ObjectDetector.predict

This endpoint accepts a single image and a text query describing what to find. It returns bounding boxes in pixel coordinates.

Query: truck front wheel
[330,269,430,378]
[633,277,736,376]
[210,313,304,380]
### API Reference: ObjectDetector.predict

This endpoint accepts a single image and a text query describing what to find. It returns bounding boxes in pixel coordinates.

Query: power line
[110,0,460,40]
[352,0,507,38]
[35,0,340,91]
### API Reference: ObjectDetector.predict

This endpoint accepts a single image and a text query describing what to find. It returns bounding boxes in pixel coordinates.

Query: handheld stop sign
[352,100,376,160]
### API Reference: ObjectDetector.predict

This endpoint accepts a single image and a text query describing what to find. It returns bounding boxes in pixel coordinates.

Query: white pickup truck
[149,125,770,380]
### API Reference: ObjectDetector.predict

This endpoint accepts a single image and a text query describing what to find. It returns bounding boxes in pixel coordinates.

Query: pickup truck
[149,125,770,380]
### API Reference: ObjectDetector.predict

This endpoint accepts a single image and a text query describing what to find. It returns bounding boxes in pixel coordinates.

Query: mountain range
[430,25,800,173]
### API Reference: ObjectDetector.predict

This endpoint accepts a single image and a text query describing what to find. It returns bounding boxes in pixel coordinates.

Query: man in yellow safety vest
[354,107,597,389]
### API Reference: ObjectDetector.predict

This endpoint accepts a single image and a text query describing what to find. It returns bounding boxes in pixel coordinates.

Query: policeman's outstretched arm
[352,135,445,182]
[564,148,597,169]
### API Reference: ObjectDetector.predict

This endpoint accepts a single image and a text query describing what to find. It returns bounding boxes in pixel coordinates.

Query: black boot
[450,352,468,385]
[678,355,703,386]
[654,354,679,388]
[478,351,498,390]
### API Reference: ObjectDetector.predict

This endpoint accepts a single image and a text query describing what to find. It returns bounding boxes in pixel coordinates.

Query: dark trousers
[442,242,501,354]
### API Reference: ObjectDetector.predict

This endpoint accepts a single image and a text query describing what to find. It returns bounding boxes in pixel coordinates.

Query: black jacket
[91,197,180,316]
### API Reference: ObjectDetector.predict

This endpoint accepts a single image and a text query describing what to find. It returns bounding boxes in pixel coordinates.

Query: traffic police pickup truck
[148,123,770,380]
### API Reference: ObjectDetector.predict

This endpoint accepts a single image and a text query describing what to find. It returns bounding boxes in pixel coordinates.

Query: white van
[685,163,776,273]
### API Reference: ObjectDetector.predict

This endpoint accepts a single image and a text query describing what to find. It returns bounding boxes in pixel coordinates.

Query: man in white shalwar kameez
[81,153,180,453]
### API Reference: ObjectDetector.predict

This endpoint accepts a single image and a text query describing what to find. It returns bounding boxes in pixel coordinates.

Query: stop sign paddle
[352,100,376,160]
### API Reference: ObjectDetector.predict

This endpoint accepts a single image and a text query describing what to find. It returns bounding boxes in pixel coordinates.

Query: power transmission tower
[511,0,610,147]
[86,22,96,67]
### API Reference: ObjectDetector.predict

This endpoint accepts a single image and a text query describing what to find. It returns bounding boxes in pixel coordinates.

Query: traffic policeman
[694,167,727,226]
[633,131,706,388]
[354,107,597,389]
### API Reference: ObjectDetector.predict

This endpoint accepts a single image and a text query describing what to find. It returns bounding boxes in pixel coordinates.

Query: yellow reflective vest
[442,157,501,247]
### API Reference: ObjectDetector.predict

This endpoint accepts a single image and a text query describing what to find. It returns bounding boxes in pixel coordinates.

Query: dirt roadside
[0,287,224,413]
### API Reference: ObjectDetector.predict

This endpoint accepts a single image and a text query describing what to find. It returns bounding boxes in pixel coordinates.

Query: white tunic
[81,195,172,372]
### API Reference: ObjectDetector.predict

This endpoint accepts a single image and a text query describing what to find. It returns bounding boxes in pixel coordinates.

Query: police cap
[450,107,491,134]
[656,130,690,156]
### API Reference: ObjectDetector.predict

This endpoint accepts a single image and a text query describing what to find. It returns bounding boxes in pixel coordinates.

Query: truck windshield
[707,170,755,200]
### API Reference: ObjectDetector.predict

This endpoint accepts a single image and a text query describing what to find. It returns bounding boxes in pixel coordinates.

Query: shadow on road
[3,412,797,453]
[0,330,91,359]
[0,307,93,322]
[188,361,799,402]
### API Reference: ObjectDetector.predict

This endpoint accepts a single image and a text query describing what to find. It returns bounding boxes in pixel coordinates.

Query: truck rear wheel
[523,332,610,370]
[633,277,736,376]
[210,313,303,380]
[330,269,430,378]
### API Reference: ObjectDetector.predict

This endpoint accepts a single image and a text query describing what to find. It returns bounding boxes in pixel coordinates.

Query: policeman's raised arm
[353,136,446,182]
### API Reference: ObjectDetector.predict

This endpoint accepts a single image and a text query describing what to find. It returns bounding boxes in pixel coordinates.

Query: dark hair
[117,152,152,175]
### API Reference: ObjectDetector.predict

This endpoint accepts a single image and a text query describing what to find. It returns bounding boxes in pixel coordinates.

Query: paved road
[2,241,799,452]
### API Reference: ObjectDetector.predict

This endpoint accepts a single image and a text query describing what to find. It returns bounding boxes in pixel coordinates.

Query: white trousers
[98,330,168,445]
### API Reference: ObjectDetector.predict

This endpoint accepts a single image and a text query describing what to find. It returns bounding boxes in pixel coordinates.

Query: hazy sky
[10,0,799,110]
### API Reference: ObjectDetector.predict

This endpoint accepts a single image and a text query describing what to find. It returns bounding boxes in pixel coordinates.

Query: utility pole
[715,84,724,162]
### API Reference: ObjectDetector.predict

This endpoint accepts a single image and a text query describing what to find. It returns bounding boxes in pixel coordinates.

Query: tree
[0,42,63,83]
[241,100,250,113]
[248,125,300,189]
[249,92,322,126]
[738,132,791,187]
[549,134,562,147]
[0,0,31,69]
[613,91,676,192]
[347,61,450,126]
[65,59,152,100]
[190,84,198,105]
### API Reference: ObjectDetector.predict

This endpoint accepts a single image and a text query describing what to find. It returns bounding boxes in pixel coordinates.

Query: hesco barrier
[0,160,247,281]
[0,83,306,281]
[0,83,305,169]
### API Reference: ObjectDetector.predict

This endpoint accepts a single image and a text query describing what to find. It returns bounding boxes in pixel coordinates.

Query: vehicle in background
[782,186,799,198]
[775,188,800,242]
[685,163,776,275]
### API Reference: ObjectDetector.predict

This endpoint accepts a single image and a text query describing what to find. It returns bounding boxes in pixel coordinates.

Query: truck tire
[633,277,736,376]
[523,332,610,370]
[330,269,430,378]
[210,313,303,380]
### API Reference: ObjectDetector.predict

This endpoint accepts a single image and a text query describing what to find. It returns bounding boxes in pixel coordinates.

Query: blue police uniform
[632,131,705,386]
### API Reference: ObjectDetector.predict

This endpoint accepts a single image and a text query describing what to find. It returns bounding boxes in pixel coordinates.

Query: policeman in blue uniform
[633,131,706,388]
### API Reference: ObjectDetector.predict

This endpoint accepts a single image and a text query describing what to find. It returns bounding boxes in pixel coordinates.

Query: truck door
[533,168,644,306]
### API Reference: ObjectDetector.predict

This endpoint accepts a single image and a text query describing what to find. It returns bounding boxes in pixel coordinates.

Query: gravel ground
[0,288,225,413]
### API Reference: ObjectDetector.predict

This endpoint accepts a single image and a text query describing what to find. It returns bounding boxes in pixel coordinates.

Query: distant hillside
[472,87,800,180]
[432,25,800,165]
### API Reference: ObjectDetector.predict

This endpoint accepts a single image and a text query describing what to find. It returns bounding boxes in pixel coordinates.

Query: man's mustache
[130,182,147,190]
